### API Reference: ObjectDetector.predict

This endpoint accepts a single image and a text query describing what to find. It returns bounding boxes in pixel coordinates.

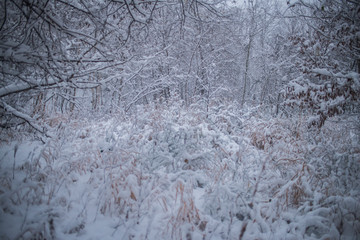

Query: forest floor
[0,104,359,240]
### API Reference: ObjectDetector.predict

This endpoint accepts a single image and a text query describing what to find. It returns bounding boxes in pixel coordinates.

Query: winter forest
[0,0,359,239]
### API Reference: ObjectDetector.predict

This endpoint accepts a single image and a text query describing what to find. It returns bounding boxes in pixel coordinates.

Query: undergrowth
[0,103,359,239]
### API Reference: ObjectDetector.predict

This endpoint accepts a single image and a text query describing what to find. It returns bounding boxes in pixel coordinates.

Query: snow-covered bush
[284,74,360,128]
[0,102,359,239]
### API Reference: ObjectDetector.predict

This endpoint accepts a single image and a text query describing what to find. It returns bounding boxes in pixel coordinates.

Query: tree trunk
[242,37,252,107]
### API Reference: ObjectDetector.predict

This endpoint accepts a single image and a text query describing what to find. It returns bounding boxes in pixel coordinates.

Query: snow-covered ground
[0,105,359,239]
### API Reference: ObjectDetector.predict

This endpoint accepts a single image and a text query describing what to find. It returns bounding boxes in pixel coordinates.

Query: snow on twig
[1,102,54,138]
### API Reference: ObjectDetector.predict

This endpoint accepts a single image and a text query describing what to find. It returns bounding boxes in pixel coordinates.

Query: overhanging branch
[1,102,53,138]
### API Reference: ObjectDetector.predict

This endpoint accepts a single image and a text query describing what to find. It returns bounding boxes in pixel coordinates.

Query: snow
[0,106,359,240]
[0,79,61,98]
[312,68,360,86]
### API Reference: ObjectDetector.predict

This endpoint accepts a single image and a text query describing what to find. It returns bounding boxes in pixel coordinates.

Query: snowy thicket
[1,102,359,240]
[1,0,360,239]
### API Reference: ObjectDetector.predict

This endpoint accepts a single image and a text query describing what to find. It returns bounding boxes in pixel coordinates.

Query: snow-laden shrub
[0,102,359,239]
[283,75,360,128]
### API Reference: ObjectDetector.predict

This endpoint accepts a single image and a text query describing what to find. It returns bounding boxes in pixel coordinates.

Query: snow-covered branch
[1,102,53,138]
[0,79,62,98]
[312,68,360,82]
